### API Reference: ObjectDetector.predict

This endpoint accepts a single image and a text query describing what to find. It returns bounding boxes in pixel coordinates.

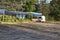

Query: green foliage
[0,0,38,12]
[0,0,60,21]
[50,0,60,21]
[26,13,33,20]
[36,0,50,21]
[24,0,37,12]
[0,15,31,22]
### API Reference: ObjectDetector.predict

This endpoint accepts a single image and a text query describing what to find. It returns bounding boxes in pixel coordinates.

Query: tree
[24,0,38,12]
[36,0,50,20]
[50,0,60,21]
[0,0,38,12]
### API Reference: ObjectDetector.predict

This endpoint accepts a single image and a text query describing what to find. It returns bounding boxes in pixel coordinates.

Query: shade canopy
[0,9,42,17]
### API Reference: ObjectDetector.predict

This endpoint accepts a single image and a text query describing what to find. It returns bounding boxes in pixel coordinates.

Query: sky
[46,0,52,3]
[38,0,52,4]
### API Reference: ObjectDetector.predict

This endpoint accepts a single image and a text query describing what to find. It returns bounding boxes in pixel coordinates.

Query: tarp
[31,12,42,17]
[0,9,5,14]
[0,9,42,17]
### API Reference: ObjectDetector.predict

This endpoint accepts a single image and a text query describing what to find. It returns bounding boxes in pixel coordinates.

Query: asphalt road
[0,24,60,40]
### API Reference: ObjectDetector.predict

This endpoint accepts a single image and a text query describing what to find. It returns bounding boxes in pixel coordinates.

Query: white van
[37,15,45,22]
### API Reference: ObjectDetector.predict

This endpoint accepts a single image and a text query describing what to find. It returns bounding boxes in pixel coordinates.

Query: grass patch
[0,15,31,23]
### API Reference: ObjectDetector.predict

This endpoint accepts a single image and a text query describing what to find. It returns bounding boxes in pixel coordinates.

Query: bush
[25,13,33,20]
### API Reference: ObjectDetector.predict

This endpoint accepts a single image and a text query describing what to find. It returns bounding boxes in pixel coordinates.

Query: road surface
[0,23,60,40]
